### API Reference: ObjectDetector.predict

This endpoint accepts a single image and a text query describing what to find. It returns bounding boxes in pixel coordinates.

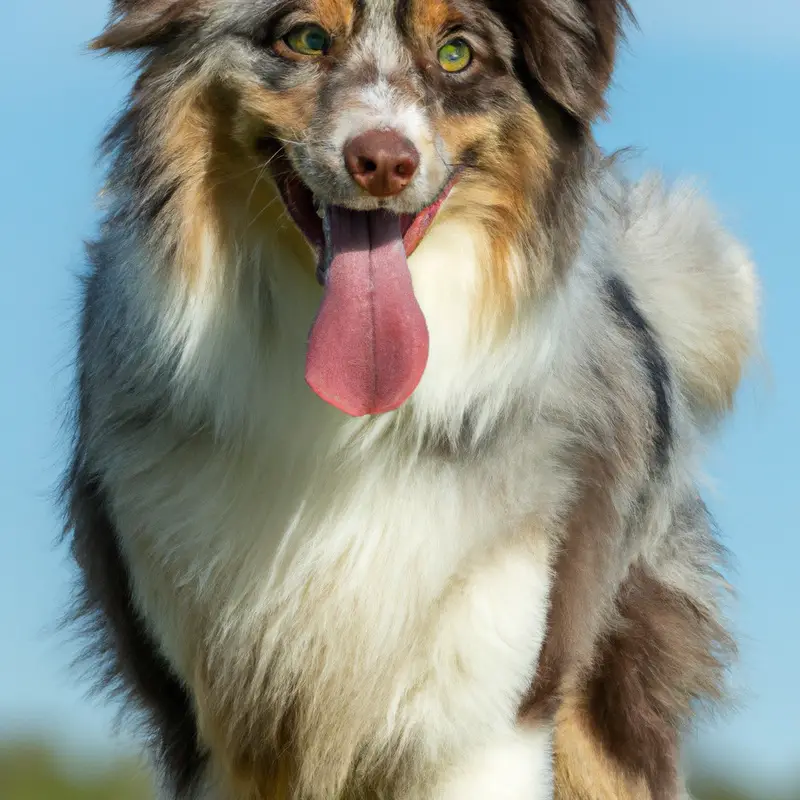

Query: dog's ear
[498,0,634,123]
[90,0,202,52]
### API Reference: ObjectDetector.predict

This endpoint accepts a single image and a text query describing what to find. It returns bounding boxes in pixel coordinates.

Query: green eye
[284,23,331,56]
[437,38,472,73]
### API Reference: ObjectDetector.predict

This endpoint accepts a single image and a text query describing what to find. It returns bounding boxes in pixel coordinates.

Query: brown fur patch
[536,562,734,800]
[492,0,633,121]
[519,445,635,723]
[584,568,733,799]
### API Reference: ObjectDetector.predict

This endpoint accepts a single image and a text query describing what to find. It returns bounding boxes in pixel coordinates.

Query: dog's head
[95,0,631,416]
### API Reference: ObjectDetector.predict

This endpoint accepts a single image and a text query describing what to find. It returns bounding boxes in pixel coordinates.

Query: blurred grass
[689,774,800,800]
[0,737,796,799]
[0,739,153,800]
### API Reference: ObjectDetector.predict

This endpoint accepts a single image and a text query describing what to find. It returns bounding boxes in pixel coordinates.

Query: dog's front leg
[393,535,554,799]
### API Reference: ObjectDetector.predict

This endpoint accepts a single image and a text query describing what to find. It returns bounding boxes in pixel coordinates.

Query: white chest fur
[109,213,557,797]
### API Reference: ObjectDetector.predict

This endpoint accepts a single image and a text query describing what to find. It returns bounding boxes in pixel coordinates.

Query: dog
[64,0,760,797]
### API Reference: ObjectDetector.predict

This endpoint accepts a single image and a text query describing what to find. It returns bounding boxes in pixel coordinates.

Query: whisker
[205,160,276,192]
[247,194,285,231]
[246,159,273,211]
[433,139,477,173]
[273,134,326,148]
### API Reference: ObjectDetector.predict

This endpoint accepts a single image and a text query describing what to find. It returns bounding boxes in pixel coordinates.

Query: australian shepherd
[64,0,760,798]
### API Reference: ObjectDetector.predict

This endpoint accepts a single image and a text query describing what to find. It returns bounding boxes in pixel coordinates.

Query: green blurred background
[0,737,798,799]
[0,740,150,800]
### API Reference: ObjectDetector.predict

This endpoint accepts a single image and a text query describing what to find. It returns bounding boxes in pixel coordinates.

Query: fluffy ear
[90,0,202,51]
[495,0,634,123]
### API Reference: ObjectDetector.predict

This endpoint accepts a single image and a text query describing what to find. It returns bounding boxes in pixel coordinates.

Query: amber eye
[284,23,331,56]
[437,38,472,73]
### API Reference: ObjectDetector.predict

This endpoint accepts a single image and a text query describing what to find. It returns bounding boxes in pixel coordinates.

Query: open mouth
[272,151,459,418]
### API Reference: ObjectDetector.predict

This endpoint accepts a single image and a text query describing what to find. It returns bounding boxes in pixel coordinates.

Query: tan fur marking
[237,81,318,139]
[437,107,555,337]
[554,700,651,800]
[408,0,461,41]
[195,660,385,800]
[435,113,496,155]
[686,328,751,412]
[313,0,356,35]
[153,76,319,285]
[193,664,296,800]
[159,80,217,283]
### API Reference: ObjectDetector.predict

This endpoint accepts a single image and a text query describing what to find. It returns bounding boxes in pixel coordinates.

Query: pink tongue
[305,208,429,417]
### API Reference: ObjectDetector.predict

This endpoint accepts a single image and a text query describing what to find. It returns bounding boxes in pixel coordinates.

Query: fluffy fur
[64,1,759,798]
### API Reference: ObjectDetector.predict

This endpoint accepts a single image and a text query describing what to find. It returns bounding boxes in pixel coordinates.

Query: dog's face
[96,0,629,224]
[95,0,629,415]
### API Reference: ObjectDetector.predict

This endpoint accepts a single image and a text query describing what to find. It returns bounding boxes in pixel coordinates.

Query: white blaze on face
[295,0,467,418]
[326,0,450,204]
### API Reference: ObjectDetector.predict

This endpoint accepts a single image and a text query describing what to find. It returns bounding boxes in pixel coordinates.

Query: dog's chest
[113,216,565,786]
[203,423,553,791]
[234,424,508,629]
[118,394,521,667]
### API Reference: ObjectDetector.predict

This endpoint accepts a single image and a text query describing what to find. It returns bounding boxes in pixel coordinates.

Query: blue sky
[1,0,798,790]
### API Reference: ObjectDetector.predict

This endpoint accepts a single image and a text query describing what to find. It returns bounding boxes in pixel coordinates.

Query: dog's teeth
[315,201,327,220]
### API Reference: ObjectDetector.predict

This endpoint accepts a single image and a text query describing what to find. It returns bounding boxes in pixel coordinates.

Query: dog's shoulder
[609,173,759,420]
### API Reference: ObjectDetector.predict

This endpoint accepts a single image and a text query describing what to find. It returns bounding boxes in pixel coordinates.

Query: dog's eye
[284,23,331,56]
[437,38,472,73]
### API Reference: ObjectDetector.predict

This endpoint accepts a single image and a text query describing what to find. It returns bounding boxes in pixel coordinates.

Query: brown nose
[343,129,420,197]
